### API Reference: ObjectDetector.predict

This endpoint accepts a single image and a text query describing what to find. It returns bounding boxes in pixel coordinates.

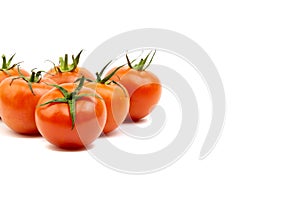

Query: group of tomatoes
[0,50,161,149]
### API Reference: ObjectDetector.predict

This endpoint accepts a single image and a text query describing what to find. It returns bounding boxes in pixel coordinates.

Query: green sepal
[55,50,83,73]
[69,98,76,129]
[9,67,45,96]
[1,54,22,74]
[125,50,156,71]
[94,60,125,84]
[39,98,68,107]
[39,76,101,130]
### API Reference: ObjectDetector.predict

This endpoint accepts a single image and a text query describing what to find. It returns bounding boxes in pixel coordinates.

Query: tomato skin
[85,82,129,134]
[35,84,106,149]
[0,68,29,83]
[0,77,56,134]
[108,66,162,121]
[44,67,95,84]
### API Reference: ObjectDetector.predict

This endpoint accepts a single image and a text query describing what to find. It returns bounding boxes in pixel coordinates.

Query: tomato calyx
[126,50,156,71]
[86,61,128,96]
[10,68,45,96]
[94,61,124,84]
[54,50,83,73]
[0,54,22,75]
[39,76,101,129]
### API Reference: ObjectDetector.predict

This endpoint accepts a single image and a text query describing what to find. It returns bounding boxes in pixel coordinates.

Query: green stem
[29,71,36,82]
[65,54,69,70]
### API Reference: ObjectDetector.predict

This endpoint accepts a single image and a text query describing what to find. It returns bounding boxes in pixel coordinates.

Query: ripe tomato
[0,69,56,134]
[85,63,129,133]
[0,54,29,83]
[107,51,161,121]
[35,77,106,149]
[44,50,95,84]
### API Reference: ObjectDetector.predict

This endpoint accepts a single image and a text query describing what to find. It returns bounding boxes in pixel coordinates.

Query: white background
[1,0,300,199]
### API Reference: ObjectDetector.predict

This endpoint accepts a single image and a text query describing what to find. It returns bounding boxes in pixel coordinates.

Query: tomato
[0,54,29,83]
[107,51,161,121]
[85,63,129,133]
[35,77,106,149]
[46,67,94,84]
[0,69,56,134]
[44,50,95,84]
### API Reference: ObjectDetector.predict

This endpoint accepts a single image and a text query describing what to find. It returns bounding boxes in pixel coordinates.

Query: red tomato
[44,50,95,84]
[0,69,56,134]
[107,51,161,121]
[85,64,129,133]
[46,67,94,84]
[0,54,29,83]
[35,78,106,149]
